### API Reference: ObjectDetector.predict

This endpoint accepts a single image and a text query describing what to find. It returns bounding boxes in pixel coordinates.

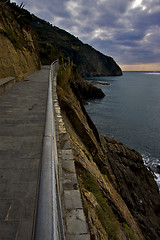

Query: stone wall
[0,77,15,95]
[52,67,90,240]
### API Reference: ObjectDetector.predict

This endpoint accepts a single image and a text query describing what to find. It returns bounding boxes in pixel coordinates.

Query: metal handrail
[35,60,65,240]
[51,60,66,240]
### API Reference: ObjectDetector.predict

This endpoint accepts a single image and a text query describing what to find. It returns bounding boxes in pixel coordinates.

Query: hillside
[31,15,122,77]
[0,2,41,81]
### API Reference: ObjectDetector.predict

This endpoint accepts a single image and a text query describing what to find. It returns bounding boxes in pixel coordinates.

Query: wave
[145,72,160,75]
[142,153,160,190]
[154,173,160,190]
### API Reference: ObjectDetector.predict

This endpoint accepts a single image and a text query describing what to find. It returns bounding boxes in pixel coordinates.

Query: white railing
[35,60,65,240]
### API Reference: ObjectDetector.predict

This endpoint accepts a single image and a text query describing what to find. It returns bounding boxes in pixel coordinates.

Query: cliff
[31,15,122,77]
[57,61,160,240]
[1,3,159,239]
[0,2,40,81]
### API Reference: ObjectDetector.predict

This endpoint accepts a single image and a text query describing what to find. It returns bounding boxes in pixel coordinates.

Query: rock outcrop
[70,70,105,102]
[0,3,40,81]
[100,136,160,240]
[57,62,160,240]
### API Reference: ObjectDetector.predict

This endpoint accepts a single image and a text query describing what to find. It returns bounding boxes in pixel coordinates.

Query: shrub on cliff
[57,57,74,92]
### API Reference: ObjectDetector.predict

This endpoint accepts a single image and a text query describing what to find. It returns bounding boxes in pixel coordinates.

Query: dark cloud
[115,30,145,42]
[11,0,160,66]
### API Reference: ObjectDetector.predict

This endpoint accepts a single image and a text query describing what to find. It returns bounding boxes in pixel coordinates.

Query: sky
[11,0,160,71]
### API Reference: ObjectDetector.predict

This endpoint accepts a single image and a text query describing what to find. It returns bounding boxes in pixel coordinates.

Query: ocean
[85,71,160,189]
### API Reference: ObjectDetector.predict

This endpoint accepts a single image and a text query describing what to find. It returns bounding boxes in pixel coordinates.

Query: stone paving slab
[0,158,39,169]
[0,125,44,136]
[63,173,78,190]
[64,190,83,209]
[62,160,76,173]
[61,149,74,161]
[67,234,90,240]
[0,149,41,160]
[66,209,88,234]
[0,67,50,239]
[0,221,19,240]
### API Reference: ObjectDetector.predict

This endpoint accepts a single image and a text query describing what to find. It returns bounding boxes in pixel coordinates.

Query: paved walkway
[0,66,50,240]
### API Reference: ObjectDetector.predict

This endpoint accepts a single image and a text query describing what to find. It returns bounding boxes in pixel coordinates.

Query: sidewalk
[0,66,50,240]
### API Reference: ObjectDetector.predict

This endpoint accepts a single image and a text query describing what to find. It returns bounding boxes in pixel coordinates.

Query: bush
[57,57,73,91]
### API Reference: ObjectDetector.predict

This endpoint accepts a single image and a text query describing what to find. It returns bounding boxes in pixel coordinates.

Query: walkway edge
[52,65,90,240]
[35,61,62,240]
[0,77,16,95]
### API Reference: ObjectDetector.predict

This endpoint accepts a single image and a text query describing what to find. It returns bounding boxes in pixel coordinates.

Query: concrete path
[0,66,50,240]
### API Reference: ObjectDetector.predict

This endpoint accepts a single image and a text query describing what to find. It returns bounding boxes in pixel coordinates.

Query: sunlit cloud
[65,0,80,17]
[131,0,146,10]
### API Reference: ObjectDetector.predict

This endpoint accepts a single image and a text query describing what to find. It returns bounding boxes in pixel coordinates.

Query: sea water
[85,71,160,189]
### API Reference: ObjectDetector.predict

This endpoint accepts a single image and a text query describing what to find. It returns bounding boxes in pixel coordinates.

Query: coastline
[57,67,160,239]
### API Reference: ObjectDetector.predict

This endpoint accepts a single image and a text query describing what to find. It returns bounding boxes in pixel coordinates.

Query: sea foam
[142,153,160,191]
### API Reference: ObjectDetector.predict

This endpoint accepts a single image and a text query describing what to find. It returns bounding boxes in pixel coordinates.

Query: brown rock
[0,5,40,81]
[100,135,160,240]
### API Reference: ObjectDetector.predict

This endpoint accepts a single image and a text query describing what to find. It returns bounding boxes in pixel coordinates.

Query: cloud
[11,0,160,66]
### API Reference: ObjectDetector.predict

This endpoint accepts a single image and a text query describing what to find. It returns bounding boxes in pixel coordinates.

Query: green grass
[78,165,118,239]
[96,207,118,240]
[82,149,92,162]
[122,223,138,240]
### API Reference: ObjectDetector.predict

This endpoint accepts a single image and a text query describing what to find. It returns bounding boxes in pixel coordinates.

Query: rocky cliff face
[0,3,40,81]
[100,136,160,240]
[57,62,160,240]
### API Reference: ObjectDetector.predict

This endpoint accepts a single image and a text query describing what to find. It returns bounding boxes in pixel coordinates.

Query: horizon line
[120,63,160,72]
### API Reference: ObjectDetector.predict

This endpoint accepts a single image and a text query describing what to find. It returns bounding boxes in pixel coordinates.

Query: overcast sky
[11,0,160,70]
